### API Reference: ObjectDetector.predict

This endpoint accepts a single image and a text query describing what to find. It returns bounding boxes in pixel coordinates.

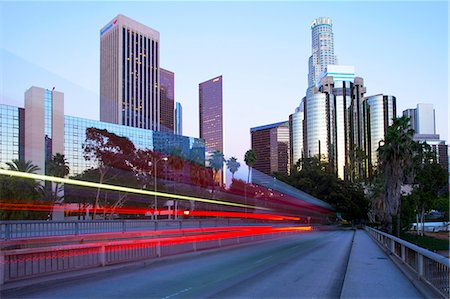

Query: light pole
[153,156,168,220]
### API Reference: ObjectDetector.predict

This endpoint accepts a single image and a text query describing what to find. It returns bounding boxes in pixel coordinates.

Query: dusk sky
[0,1,447,182]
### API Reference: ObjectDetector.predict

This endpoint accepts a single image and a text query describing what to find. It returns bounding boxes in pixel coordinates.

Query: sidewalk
[341,229,423,299]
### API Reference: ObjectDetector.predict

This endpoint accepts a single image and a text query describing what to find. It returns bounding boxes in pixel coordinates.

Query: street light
[153,156,168,220]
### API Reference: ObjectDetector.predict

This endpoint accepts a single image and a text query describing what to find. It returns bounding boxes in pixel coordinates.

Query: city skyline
[0,1,447,181]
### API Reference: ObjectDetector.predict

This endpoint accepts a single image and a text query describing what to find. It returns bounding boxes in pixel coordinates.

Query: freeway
[4,230,356,298]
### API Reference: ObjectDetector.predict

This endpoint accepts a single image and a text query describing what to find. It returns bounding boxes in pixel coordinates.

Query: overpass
[0,224,448,298]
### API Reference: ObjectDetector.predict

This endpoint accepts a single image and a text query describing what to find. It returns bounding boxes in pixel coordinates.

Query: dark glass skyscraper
[199,76,223,153]
[250,121,290,176]
[160,68,175,133]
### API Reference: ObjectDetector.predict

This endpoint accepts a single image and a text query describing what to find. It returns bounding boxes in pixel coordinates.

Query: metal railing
[365,226,449,298]
[0,228,299,285]
[0,219,253,240]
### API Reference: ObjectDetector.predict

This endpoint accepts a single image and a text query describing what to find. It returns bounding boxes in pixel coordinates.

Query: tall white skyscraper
[416,103,436,135]
[308,17,337,92]
[100,15,160,130]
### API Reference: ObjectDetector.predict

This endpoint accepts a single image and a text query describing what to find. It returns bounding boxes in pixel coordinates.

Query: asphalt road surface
[5,230,355,299]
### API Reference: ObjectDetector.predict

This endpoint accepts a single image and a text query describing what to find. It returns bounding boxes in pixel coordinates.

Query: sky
[0,1,448,182]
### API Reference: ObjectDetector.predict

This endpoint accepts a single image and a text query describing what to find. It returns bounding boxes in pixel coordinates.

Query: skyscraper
[250,121,290,177]
[308,17,337,93]
[416,103,436,135]
[304,65,366,179]
[100,15,160,131]
[364,94,397,176]
[199,76,223,153]
[160,68,175,133]
[289,99,305,168]
[403,103,447,171]
[174,102,182,135]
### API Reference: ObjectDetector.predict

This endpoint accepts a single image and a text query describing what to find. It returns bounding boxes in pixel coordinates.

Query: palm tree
[46,153,70,203]
[208,150,225,193]
[226,157,240,180]
[244,149,257,183]
[378,116,415,236]
[6,159,40,173]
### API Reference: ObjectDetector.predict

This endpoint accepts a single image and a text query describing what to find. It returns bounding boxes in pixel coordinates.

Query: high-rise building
[402,108,417,133]
[100,14,160,131]
[160,68,175,133]
[402,103,446,169]
[403,104,436,135]
[250,121,290,177]
[199,76,223,153]
[304,65,366,179]
[416,103,436,135]
[0,105,24,169]
[0,87,205,177]
[364,94,397,176]
[289,99,305,169]
[24,86,64,175]
[174,102,182,135]
[308,17,337,94]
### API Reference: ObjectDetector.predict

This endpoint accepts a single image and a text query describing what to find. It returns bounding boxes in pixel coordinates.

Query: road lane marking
[162,287,192,299]
[254,255,273,264]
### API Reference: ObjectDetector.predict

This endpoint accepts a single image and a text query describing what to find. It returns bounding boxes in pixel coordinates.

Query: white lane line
[254,255,273,264]
[162,287,192,299]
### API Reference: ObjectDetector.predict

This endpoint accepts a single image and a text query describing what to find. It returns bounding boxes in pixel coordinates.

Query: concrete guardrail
[365,226,449,298]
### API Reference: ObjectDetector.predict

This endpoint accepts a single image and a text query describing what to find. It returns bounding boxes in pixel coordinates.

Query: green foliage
[400,232,449,251]
[377,116,415,235]
[244,149,257,183]
[276,155,369,222]
[226,157,240,179]
[0,160,47,220]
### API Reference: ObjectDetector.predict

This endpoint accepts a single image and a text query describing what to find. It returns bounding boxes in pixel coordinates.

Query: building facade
[364,94,397,176]
[308,17,337,94]
[100,15,160,131]
[289,100,305,169]
[174,102,182,135]
[160,68,175,133]
[0,87,205,178]
[199,76,223,153]
[250,121,290,177]
[24,86,64,175]
[0,105,24,169]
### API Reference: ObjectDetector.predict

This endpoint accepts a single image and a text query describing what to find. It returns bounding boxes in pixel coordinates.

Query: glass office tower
[160,68,175,133]
[364,94,396,176]
[174,102,182,135]
[304,65,366,180]
[199,76,223,153]
[250,121,290,176]
[100,15,160,131]
[0,105,24,168]
[289,99,305,169]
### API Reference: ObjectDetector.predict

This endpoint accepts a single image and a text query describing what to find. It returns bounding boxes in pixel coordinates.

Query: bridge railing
[0,227,301,285]
[0,219,252,240]
[365,226,449,298]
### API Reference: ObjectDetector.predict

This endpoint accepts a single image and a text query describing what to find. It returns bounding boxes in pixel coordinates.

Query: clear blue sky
[0,1,448,182]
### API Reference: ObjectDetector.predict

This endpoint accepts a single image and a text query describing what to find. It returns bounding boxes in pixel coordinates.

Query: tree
[6,159,40,173]
[46,153,70,203]
[411,143,448,235]
[275,154,369,223]
[83,128,136,219]
[378,116,415,236]
[244,149,257,183]
[208,150,225,193]
[226,157,240,180]
[1,160,46,220]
